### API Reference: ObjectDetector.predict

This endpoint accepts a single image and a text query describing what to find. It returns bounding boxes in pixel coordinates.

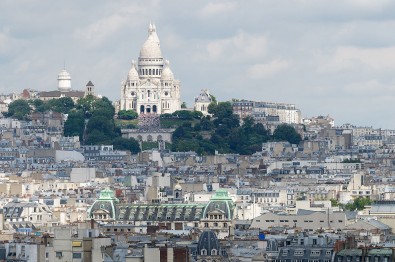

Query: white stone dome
[174,182,182,191]
[57,68,71,92]
[139,24,162,59]
[161,60,174,80]
[58,69,71,79]
[127,61,139,80]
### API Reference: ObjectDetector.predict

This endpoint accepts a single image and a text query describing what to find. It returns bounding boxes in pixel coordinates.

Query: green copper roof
[202,189,235,219]
[211,189,232,200]
[98,188,119,203]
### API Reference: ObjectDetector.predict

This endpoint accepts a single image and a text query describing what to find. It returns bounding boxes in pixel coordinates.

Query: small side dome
[174,181,182,191]
[161,60,174,80]
[127,60,139,80]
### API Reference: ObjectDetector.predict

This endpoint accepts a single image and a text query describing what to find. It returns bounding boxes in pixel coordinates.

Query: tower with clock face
[120,24,181,115]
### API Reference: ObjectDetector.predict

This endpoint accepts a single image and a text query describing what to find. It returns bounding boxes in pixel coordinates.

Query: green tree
[64,110,85,140]
[86,115,116,144]
[47,97,75,114]
[30,99,49,112]
[118,110,138,120]
[208,102,233,119]
[273,124,302,145]
[181,102,187,108]
[6,99,31,120]
[345,197,372,211]
[172,110,194,119]
[76,95,96,118]
[91,97,115,119]
[112,137,140,154]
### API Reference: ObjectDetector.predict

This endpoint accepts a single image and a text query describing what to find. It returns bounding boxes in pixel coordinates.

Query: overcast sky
[1,0,395,128]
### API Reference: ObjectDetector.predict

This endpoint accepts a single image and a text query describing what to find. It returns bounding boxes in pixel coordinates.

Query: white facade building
[194,89,213,116]
[120,23,181,114]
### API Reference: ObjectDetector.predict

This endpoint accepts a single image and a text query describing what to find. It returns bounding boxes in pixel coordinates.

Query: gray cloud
[1,0,395,128]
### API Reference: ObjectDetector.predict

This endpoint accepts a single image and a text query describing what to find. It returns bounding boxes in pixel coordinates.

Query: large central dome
[139,23,162,59]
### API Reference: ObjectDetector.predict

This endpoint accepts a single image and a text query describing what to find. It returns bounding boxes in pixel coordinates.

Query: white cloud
[195,31,267,62]
[73,14,130,46]
[344,79,393,95]
[346,0,392,10]
[0,33,8,54]
[317,46,395,73]
[200,2,237,16]
[247,59,291,78]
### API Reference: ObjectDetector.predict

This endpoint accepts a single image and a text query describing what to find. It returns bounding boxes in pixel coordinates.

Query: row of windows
[204,222,228,228]
[140,68,162,76]
[276,260,329,262]
[261,219,343,223]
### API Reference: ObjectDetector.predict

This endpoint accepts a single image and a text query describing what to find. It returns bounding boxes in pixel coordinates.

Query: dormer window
[201,249,207,256]
[211,249,217,256]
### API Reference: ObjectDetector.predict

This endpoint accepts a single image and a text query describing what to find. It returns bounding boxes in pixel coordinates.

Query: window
[204,223,208,228]
[211,249,217,256]
[201,249,207,256]
[73,252,82,259]
[55,252,63,258]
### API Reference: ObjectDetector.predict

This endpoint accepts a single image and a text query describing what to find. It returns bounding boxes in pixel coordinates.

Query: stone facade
[120,23,181,114]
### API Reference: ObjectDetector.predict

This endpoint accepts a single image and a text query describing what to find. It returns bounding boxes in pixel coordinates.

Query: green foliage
[91,97,115,119]
[330,198,340,207]
[46,97,75,114]
[64,110,85,140]
[86,115,116,144]
[30,99,49,112]
[273,124,302,145]
[6,99,32,120]
[171,107,268,155]
[171,110,203,120]
[112,137,140,154]
[345,197,372,211]
[181,102,187,108]
[208,102,233,119]
[118,110,138,120]
[76,95,96,118]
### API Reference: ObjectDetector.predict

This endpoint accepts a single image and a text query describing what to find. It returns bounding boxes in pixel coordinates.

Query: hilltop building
[119,23,181,114]
[39,68,94,102]
[194,89,213,116]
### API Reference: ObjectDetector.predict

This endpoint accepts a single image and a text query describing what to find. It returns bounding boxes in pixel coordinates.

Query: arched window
[204,222,208,228]
[211,249,217,256]
[201,249,207,256]
[147,90,151,97]
[149,69,151,75]
[156,69,159,75]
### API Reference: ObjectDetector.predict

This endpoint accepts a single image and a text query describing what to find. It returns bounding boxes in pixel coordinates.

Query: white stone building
[194,89,213,116]
[120,23,181,114]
